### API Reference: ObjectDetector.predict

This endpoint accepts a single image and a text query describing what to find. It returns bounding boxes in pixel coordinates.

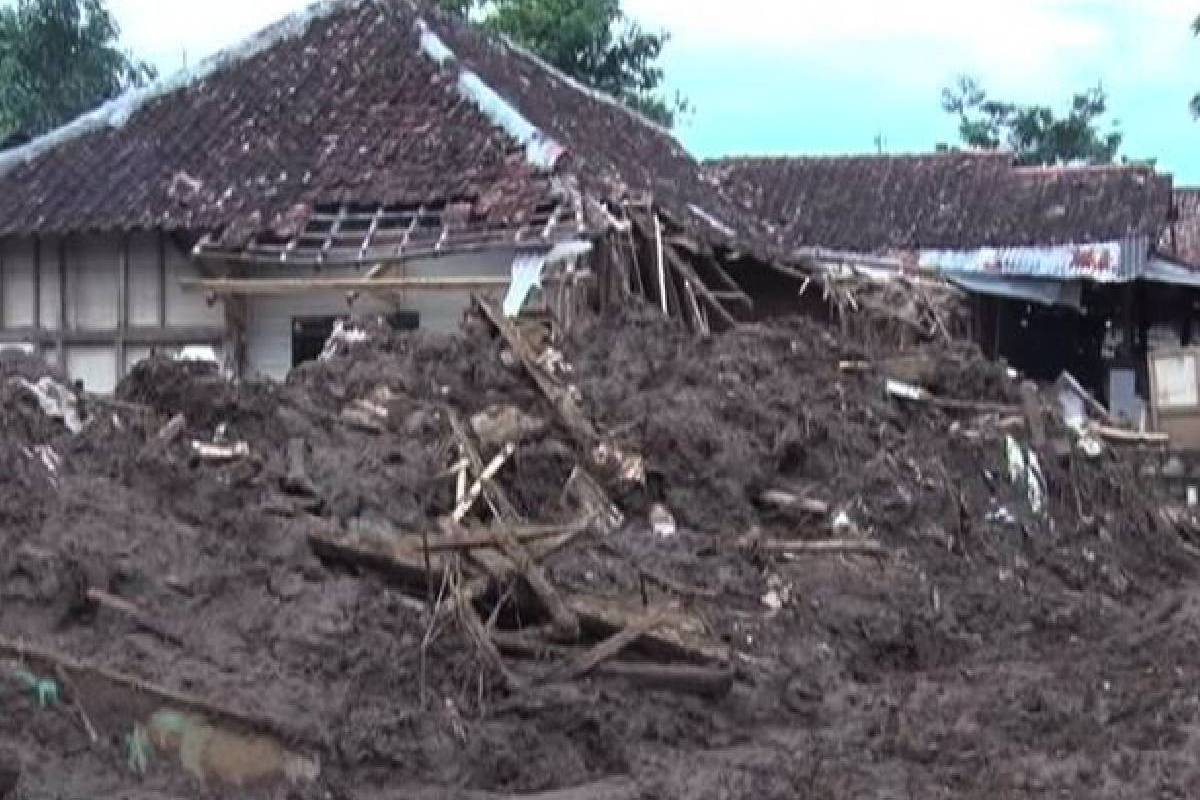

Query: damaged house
[715,151,1200,440]
[0,0,782,393]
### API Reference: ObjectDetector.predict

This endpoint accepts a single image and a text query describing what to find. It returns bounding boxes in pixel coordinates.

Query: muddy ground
[2,307,1199,799]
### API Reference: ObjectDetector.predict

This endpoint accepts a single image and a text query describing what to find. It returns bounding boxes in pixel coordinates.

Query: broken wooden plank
[446,407,523,522]
[565,594,727,665]
[283,437,318,497]
[1020,381,1047,450]
[556,612,668,681]
[758,490,829,516]
[452,442,517,522]
[739,537,887,556]
[440,517,580,642]
[1088,424,1169,445]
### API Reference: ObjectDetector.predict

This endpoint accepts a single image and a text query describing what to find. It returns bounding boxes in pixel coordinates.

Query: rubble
[2,300,1198,799]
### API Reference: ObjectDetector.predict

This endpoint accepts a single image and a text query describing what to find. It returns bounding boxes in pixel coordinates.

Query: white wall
[1,237,36,327]
[242,251,513,380]
[0,231,225,393]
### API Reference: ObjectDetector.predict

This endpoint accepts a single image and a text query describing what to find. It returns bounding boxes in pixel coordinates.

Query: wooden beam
[181,276,514,296]
[30,236,39,331]
[0,326,224,346]
[662,244,738,329]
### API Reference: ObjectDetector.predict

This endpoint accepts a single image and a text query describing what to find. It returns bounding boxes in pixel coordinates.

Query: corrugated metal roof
[920,236,1148,283]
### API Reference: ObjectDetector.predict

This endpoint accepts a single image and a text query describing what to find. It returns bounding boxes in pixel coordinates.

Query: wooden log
[556,612,668,681]
[307,529,451,593]
[758,490,829,515]
[85,589,186,647]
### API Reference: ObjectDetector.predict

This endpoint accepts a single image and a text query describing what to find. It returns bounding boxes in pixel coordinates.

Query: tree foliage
[941,76,1122,166]
[0,0,155,142]
[438,0,686,127]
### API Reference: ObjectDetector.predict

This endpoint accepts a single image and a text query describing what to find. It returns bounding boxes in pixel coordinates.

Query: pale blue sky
[109,0,1200,182]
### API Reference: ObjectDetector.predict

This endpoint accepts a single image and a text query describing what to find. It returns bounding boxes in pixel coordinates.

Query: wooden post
[31,237,40,332]
[57,238,67,367]
[653,214,668,315]
[117,234,129,379]
[157,230,167,329]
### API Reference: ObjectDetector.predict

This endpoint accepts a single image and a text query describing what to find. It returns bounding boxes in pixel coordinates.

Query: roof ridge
[709,150,1015,165]
[0,0,365,177]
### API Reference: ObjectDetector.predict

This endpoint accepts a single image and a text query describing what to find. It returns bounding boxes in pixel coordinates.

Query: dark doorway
[291,315,343,367]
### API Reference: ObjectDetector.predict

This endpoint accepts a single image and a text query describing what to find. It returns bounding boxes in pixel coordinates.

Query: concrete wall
[0,232,223,393]
[242,251,513,381]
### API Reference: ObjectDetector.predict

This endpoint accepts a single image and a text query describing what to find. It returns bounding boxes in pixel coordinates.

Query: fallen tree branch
[452,442,517,522]
[1088,423,1169,445]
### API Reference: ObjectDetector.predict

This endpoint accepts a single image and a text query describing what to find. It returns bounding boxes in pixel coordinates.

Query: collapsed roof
[712,151,1173,255]
[0,0,769,261]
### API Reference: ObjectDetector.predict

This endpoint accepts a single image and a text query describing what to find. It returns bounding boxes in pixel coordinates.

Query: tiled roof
[711,151,1173,254]
[0,0,767,256]
[1163,188,1200,267]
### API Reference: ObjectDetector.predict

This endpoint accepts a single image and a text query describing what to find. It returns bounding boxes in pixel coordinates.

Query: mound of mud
[2,307,1197,800]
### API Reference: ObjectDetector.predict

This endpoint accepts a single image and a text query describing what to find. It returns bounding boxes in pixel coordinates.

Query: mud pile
[1,304,1198,799]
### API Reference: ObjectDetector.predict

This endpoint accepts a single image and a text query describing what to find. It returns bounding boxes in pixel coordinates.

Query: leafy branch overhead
[439,0,688,128]
[0,0,155,143]
[941,76,1122,166]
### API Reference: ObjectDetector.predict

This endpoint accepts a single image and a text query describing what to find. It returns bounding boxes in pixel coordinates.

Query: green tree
[0,0,155,142]
[941,76,1121,166]
[439,0,687,128]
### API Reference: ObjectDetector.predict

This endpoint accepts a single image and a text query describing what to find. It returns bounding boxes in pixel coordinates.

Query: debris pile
[2,300,1199,799]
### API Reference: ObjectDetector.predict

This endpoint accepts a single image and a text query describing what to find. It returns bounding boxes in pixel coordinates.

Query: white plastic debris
[8,377,82,434]
[761,589,784,612]
[831,510,853,531]
[649,503,677,538]
[1189,487,1198,509]
[319,319,369,361]
[1005,436,1026,484]
[190,441,250,461]
[985,506,1017,525]
[885,379,925,402]
[503,252,547,317]
[175,345,219,364]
